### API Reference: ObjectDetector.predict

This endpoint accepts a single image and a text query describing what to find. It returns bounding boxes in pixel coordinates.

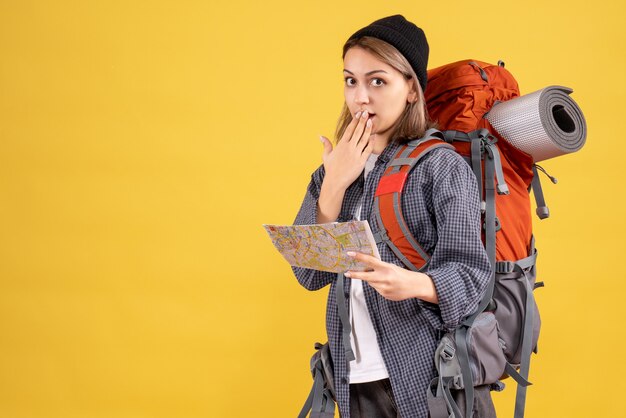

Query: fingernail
[344,271,351,277]
[366,119,372,127]
[361,111,368,118]
[355,111,361,118]
[319,135,324,142]
[347,251,356,257]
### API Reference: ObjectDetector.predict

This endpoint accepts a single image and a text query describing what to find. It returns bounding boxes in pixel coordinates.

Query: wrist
[317,180,347,224]
[319,179,348,206]
[321,175,348,194]
[411,271,439,304]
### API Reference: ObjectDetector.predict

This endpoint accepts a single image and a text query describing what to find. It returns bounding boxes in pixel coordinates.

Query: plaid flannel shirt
[292,140,491,418]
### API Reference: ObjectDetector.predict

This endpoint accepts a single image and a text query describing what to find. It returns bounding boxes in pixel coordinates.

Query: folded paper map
[263,220,381,273]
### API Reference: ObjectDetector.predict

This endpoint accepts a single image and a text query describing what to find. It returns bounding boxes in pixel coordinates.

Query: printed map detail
[263,220,381,273]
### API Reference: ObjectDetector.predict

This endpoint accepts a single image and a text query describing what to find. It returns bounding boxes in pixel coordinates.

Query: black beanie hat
[347,14,429,92]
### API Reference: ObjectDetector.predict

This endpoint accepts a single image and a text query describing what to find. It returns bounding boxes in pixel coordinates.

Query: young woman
[292,15,493,418]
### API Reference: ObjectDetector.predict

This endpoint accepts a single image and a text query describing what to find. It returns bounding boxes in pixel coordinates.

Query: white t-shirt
[348,152,390,383]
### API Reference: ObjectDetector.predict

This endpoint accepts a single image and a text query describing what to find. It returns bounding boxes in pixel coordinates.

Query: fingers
[361,132,375,156]
[349,111,371,147]
[346,251,382,268]
[356,118,373,149]
[344,269,375,281]
[319,135,333,157]
[340,111,361,143]
[341,110,369,144]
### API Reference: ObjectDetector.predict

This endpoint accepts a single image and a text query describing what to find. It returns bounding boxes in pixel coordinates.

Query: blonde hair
[334,36,437,145]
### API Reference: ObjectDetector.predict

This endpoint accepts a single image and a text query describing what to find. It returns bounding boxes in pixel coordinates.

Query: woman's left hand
[344,251,439,303]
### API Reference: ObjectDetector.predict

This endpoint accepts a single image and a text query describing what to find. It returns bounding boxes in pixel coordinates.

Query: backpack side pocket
[467,311,508,386]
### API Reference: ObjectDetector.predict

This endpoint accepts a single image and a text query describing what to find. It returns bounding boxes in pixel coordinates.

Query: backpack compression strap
[372,132,455,272]
[298,343,336,418]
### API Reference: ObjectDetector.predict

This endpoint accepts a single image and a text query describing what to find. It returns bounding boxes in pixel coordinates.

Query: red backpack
[373,60,547,418]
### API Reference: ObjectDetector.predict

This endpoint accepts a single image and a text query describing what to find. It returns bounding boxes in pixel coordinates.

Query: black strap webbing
[427,378,451,418]
[531,165,550,219]
[335,272,355,362]
[470,132,484,206]
[513,271,537,418]
[299,361,336,418]
[455,327,474,418]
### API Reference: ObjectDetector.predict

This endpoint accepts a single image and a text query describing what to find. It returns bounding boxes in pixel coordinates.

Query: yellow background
[0,0,624,417]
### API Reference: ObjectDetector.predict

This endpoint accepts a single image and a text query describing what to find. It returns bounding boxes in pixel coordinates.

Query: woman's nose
[354,85,370,104]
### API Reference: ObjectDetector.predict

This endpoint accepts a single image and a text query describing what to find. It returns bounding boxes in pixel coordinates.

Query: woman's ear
[407,79,419,103]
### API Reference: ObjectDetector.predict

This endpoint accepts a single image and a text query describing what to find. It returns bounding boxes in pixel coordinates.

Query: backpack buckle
[372,228,389,244]
[483,216,501,232]
[441,342,456,361]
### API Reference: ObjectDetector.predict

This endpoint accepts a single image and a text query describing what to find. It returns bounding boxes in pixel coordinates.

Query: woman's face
[343,46,416,142]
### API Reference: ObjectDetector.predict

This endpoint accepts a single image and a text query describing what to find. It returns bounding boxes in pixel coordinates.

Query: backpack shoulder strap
[373,133,454,271]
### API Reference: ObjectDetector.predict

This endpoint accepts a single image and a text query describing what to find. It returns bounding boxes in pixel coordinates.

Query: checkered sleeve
[290,164,336,291]
[425,152,492,331]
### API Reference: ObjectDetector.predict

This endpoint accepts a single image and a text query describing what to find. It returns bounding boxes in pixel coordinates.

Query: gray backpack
[299,128,545,418]
[371,129,545,418]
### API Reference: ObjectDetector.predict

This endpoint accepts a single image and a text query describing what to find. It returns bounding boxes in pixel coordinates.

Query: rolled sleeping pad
[485,85,587,162]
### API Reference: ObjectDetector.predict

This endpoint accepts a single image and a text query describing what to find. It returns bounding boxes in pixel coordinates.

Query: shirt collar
[376,140,403,165]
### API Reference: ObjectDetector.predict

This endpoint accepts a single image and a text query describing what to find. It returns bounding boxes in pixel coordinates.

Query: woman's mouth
[356,112,376,118]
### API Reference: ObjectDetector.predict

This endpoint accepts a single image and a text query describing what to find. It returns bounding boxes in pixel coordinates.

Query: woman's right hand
[320,110,375,191]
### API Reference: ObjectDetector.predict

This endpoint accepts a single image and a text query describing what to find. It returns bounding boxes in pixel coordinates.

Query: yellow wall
[0,0,623,417]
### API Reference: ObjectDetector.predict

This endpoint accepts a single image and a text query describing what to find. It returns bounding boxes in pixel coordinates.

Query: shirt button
[341,377,348,384]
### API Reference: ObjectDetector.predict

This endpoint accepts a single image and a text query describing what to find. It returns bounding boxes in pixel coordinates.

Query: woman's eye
[344,77,385,87]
